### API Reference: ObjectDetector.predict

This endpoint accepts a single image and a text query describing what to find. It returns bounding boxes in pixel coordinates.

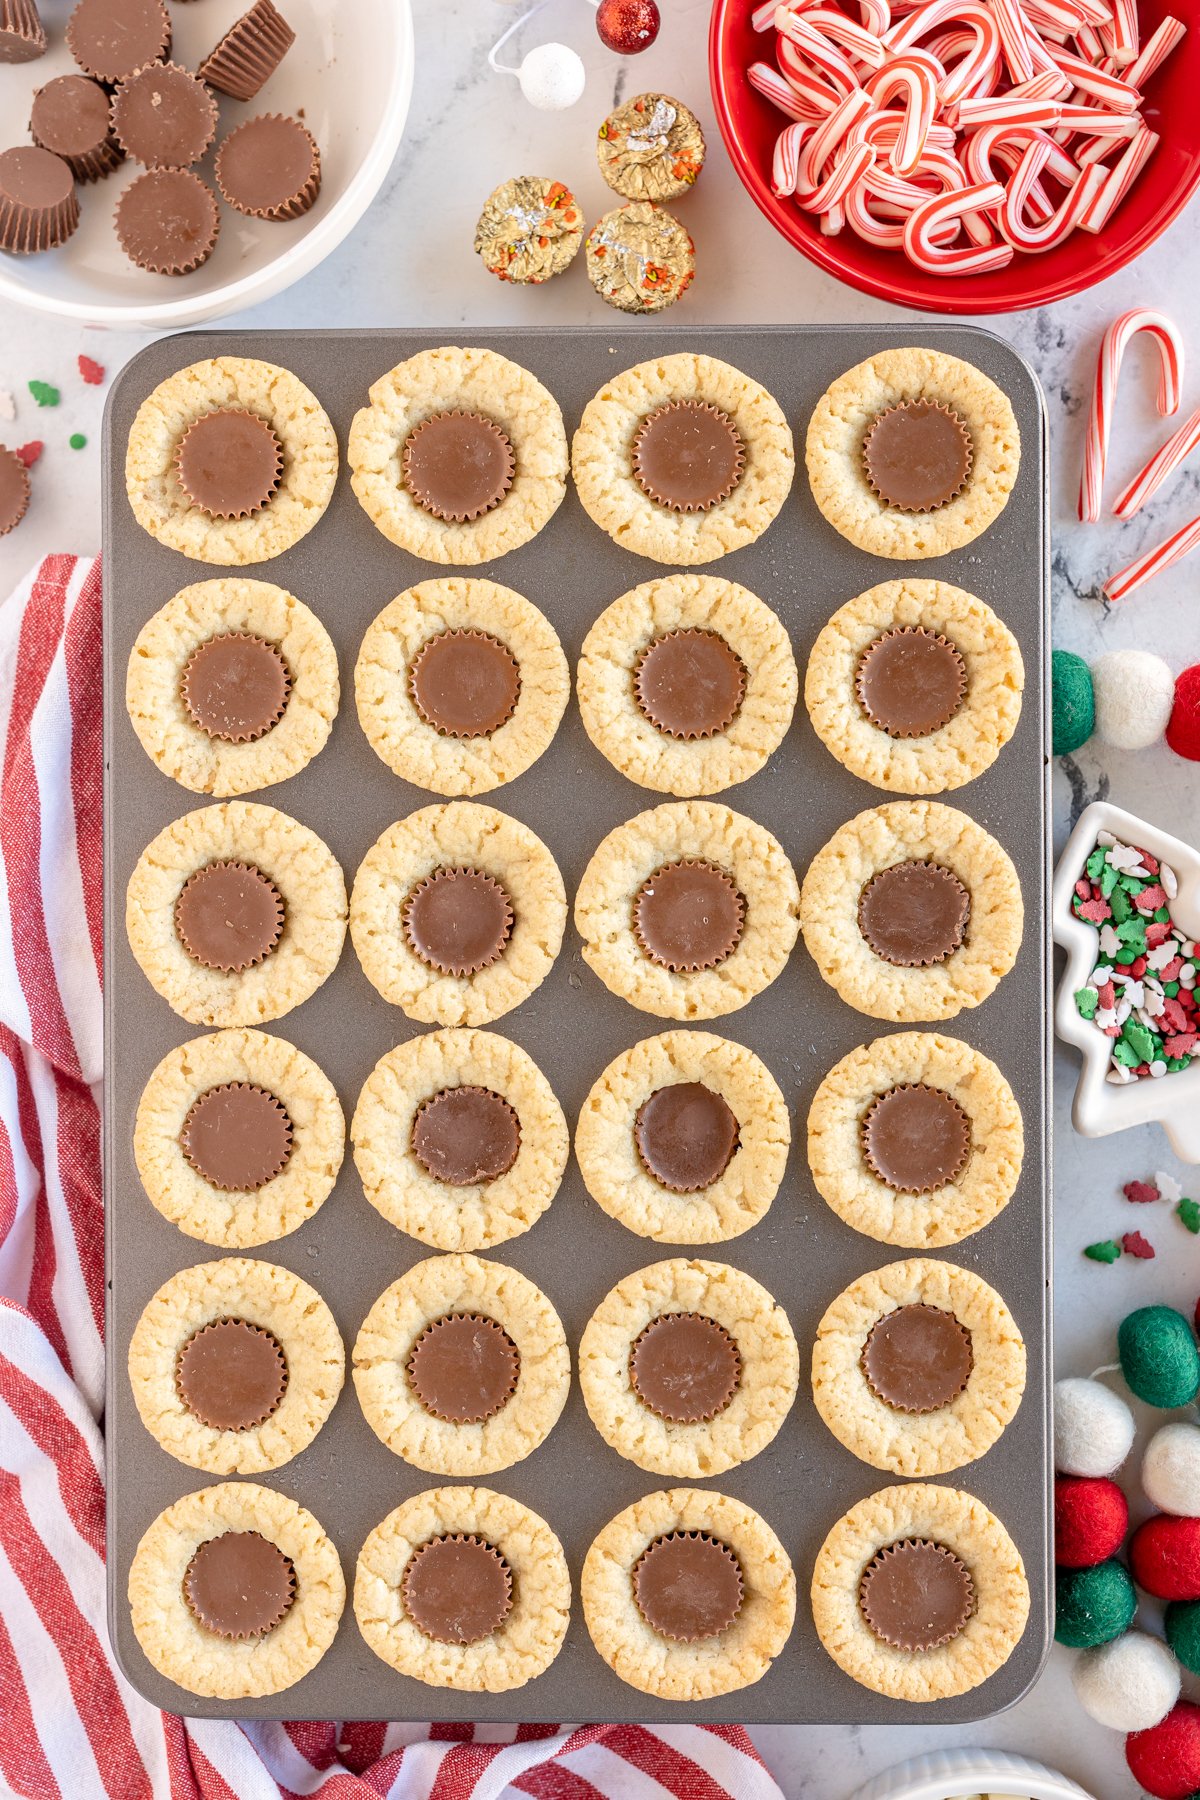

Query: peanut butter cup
[633,858,745,972]
[198,0,295,101]
[0,146,79,254]
[114,167,219,274]
[402,867,513,977]
[402,412,515,523]
[0,446,31,537]
[857,862,969,967]
[861,1083,971,1193]
[0,0,46,63]
[863,401,973,514]
[859,1538,975,1652]
[634,1081,739,1192]
[633,1531,743,1641]
[406,1313,520,1423]
[184,1530,295,1639]
[111,62,218,170]
[66,0,170,85]
[409,629,521,740]
[855,626,967,739]
[401,1533,513,1644]
[411,1086,521,1186]
[30,75,122,182]
[633,628,746,740]
[861,1305,973,1414]
[631,400,745,513]
[215,113,320,221]
[175,410,283,520]
[181,633,290,743]
[176,1317,287,1431]
[175,860,284,972]
[180,1081,294,1191]
[629,1312,741,1423]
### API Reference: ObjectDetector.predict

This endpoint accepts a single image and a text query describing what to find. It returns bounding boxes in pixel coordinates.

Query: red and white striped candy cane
[1054,103,1141,134]
[1006,67,1073,99]
[1079,124,1158,231]
[774,9,859,89]
[1104,512,1200,603]
[749,60,821,120]
[865,53,939,173]
[797,84,873,192]
[1078,307,1185,523]
[819,198,847,232]
[903,179,1014,271]
[800,7,888,68]
[772,121,811,194]
[804,135,876,214]
[1107,0,1139,65]
[753,0,817,29]
[1125,16,1186,89]
[998,154,1105,250]
[1113,406,1200,519]
[1046,44,1139,104]
[854,0,891,34]
[775,37,844,112]
[992,0,1036,81]
[956,93,1062,125]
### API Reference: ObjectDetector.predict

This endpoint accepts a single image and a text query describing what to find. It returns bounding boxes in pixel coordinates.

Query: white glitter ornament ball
[1144,1421,1200,1517]
[1091,650,1175,751]
[1072,1631,1180,1732]
[518,42,586,109]
[1055,1377,1135,1476]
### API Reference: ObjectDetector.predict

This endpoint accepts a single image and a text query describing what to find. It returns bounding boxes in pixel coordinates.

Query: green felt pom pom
[1052,649,1095,756]
[1055,1558,1137,1647]
[1166,1601,1200,1675]
[1119,1305,1200,1408]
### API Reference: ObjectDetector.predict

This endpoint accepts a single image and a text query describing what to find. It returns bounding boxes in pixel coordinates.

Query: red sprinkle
[1122,1230,1156,1259]
[1142,853,1161,875]
[1077,898,1112,923]
[1076,879,1091,900]
[15,441,42,468]
[1097,981,1116,1010]
[1124,1180,1161,1205]
[1130,956,1149,978]
[1166,1034,1199,1056]
[77,354,105,386]
[1147,921,1173,947]
[1137,884,1167,913]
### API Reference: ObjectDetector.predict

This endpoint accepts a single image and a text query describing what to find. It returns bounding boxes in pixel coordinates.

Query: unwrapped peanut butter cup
[402,412,515,523]
[198,0,295,101]
[181,1080,294,1192]
[863,401,973,514]
[175,410,283,520]
[1,0,47,65]
[67,0,170,85]
[30,75,123,183]
[857,861,969,968]
[629,1311,741,1423]
[633,858,745,973]
[184,1530,295,1639]
[111,62,218,170]
[402,867,513,977]
[114,166,219,274]
[0,446,32,537]
[411,1085,521,1186]
[859,1538,975,1652]
[401,1533,513,1645]
[181,631,291,743]
[855,626,967,740]
[861,1082,970,1194]
[634,628,746,740]
[634,1081,739,1192]
[175,860,284,972]
[861,1304,973,1414]
[0,146,79,254]
[409,629,521,740]
[406,1312,520,1424]
[215,113,320,221]
[176,1316,288,1431]
[632,400,744,513]
[633,1531,743,1641]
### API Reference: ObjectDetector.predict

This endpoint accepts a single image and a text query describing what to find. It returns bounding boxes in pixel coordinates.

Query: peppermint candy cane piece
[1078,125,1158,234]
[776,38,844,114]
[804,139,876,213]
[1048,45,1140,107]
[1108,0,1139,66]
[999,154,1105,251]
[774,8,859,89]
[799,7,888,68]
[903,179,1014,273]
[956,94,1062,126]
[1078,308,1185,524]
[1113,406,1200,520]
[865,54,939,174]
[1104,513,1200,604]
[856,0,891,35]
[773,121,810,195]
[1125,16,1186,89]
[748,61,821,121]
[992,0,1036,82]
[797,85,873,194]
[1054,103,1142,137]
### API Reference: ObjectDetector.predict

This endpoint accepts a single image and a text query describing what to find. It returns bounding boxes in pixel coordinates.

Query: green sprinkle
[1178,1199,1200,1235]
[1101,864,1120,898]
[1087,848,1107,880]
[1085,1240,1123,1263]
[28,380,59,408]
[1156,907,1172,923]
[1111,885,1133,923]
[1113,1040,1140,1067]
[1164,982,1180,998]
[1169,1056,1191,1072]
[1115,947,1136,966]
[1076,987,1099,1020]
[68,432,86,450]
[1123,1020,1156,1063]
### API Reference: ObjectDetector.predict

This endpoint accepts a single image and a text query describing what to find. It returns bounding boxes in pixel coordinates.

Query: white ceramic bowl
[0,0,413,329]
[1053,799,1200,1163]
[848,1749,1095,1800]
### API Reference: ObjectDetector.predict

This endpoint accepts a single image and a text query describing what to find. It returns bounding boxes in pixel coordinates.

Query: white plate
[0,0,413,329]
[848,1749,1096,1800]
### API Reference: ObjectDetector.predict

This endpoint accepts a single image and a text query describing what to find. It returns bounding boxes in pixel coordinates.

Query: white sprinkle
[1116,997,1133,1026]
[1182,965,1197,989]
[1100,923,1121,958]
[1124,980,1146,1008]
[1143,989,1167,1018]
[1162,863,1178,899]
[1109,841,1149,875]
[1096,1007,1119,1031]
[1150,1061,1168,1077]
[1147,942,1177,971]
[1098,830,1117,847]
[1108,1062,1134,1084]
[1093,964,1113,983]
[1157,1171,1183,1203]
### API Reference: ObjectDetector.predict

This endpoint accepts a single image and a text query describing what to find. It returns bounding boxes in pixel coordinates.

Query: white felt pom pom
[1055,1377,1135,1476]
[1072,1631,1180,1732]
[1143,1422,1200,1517]
[1091,650,1175,751]
[518,42,586,109]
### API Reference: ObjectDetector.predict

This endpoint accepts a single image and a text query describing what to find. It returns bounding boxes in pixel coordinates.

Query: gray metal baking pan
[103,324,1051,1724]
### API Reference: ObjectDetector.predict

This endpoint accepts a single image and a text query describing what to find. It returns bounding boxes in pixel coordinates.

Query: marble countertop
[4,2,1200,1792]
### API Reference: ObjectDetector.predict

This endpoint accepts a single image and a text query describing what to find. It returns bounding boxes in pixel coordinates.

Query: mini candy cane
[800,7,888,67]
[1113,406,1200,519]
[797,85,873,194]
[807,140,877,211]
[1079,123,1158,231]
[774,9,859,90]
[772,121,811,195]
[1104,512,1200,603]
[1108,0,1139,66]
[1126,16,1185,90]
[1054,103,1142,136]
[749,61,821,121]
[992,0,1035,82]
[956,93,1061,125]
[1078,308,1185,524]
[1047,45,1139,105]
[776,37,843,112]
[857,0,891,31]
[865,54,939,174]
[998,154,1105,249]
[903,180,1014,272]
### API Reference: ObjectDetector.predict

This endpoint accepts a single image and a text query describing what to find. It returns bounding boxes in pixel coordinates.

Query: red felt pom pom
[1167,665,1200,763]
[596,0,661,54]
[1055,1474,1129,1568]
[1127,1701,1200,1800]
[1130,1514,1200,1601]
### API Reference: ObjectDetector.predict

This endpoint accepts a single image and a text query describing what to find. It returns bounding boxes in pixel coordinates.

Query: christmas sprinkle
[1178,1198,1200,1235]
[15,442,42,468]
[69,433,86,450]
[77,355,104,386]
[1122,1230,1156,1259]
[1124,1178,1161,1204]
[1085,1239,1123,1264]
[1071,831,1197,1084]
[27,380,59,409]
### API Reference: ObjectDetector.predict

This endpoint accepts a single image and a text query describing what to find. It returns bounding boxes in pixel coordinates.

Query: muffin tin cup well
[103,325,1051,1723]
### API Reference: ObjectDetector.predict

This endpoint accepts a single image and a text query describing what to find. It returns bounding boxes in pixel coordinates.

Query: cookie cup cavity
[125,357,337,565]
[355,1486,570,1691]
[129,1482,344,1699]
[582,1487,795,1699]
[577,574,797,796]
[806,348,1020,560]
[348,346,568,565]
[128,1256,344,1474]
[572,353,794,565]
[811,1482,1029,1700]
[355,579,569,796]
[807,1031,1024,1248]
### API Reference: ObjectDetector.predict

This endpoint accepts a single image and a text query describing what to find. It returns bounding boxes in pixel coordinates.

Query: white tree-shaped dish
[1054,799,1200,1162]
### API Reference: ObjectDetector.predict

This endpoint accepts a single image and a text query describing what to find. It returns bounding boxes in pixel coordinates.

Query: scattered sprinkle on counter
[69,433,87,450]
[27,381,59,409]
[77,355,105,386]
[15,442,42,468]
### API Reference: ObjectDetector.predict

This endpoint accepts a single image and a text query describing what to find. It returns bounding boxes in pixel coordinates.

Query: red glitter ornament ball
[1054,1474,1129,1568]
[1130,1514,1200,1601]
[1167,665,1200,762]
[596,0,661,54]
[1127,1701,1200,1800]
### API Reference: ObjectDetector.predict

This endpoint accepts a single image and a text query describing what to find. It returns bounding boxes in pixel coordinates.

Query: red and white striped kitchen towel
[0,555,787,1800]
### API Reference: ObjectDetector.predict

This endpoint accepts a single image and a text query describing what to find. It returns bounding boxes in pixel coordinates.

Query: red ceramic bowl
[709,0,1200,314]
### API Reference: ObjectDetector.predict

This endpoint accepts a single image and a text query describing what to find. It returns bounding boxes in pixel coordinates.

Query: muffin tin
[103,324,1051,1722]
